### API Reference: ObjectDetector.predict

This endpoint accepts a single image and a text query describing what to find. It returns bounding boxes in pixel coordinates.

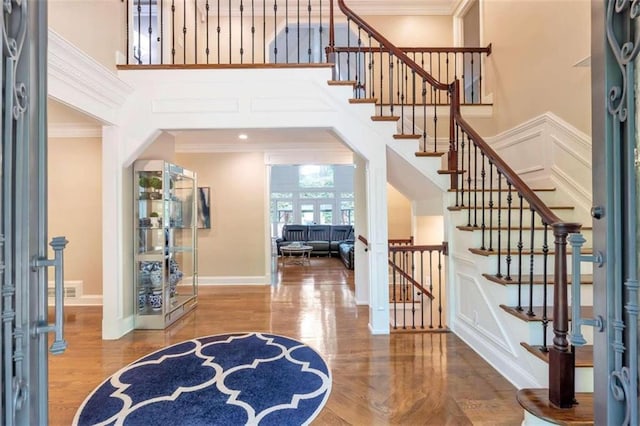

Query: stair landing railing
[388,239,448,331]
[332,0,582,409]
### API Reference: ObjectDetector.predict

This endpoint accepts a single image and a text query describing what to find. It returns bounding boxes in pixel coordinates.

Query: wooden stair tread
[520,343,594,367]
[517,389,593,425]
[449,205,574,211]
[469,247,593,256]
[349,98,377,104]
[393,134,422,140]
[484,273,593,286]
[499,304,594,323]
[415,152,445,157]
[457,225,593,231]
[437,169,466,175]
[328,80,356,86]
[371,115,400,121]
[449,188,557,193]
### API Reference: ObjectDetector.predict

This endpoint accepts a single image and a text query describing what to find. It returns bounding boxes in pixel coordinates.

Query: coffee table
[280,245,313,266]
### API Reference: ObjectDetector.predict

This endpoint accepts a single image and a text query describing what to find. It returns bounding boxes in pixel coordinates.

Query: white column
[102,126,133,339]
[353,154,369,305]
[366,156,390,334]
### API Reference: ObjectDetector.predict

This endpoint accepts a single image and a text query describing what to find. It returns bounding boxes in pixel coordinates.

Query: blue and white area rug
[73,332,332,425]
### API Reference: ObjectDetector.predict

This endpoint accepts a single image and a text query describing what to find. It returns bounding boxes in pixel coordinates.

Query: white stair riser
[450,208,579,228]
[455,228,593,254]
[447,190,562,209]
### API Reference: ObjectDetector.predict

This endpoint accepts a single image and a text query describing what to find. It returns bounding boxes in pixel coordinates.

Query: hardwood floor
[49,257,523,425]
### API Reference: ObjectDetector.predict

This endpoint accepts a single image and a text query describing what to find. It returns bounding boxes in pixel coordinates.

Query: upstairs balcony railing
[124,1,490,105]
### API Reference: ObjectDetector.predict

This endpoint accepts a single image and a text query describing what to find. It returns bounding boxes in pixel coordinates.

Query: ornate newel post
[548,222,581,408]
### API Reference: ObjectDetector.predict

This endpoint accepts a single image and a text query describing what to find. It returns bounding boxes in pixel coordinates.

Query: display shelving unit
[133,160,197,329]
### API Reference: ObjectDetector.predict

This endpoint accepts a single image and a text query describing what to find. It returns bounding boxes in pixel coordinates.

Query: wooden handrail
[388,259,435,300]
[335,0,449,91]
[450,80,563,228]
[333,44,492,55]
[389,244,447,253]
[388,237,413,246]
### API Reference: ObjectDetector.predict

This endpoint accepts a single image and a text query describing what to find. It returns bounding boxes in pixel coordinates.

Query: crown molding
[48,123,102,139]
[175,141,351,153]
[48,29,133,125]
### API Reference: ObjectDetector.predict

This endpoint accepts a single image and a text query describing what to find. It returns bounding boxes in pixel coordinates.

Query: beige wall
[387,184,412,239]
[361,15,453,47]
[49,0,125,70]
[175,152,267,279]
[414,215,444,245]
[477,0,591,135]
[48,137,103,296]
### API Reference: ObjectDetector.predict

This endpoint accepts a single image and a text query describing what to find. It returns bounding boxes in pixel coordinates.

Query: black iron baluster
[239,0,244,63]
[137,0,142,64]
[379,45,383,116]
[454,51,458,83]
[148,0,152,64]
[527,209,536,317]
[307,0,312,62]
[400,60,405,124]
[422,79,427,152]
[433,83,438,146]
[438,249,443,328]
[467,133,472,226]
[205,0,210,63]
[273,0,278,63]
[356,26,362,98]
[228,0,232,63]
[516,193,524,311]
[505,183,513,280]
[480,152,486,250]
[473,142,478,227]
[368,34,374,99]
[389,53,394,117]
[411,69,416,139]
[471,52,475,103]
[402,251,407,329]
[285,0,289,63]
[541,223,549,351]
[479,51,483,104]
[346,18,351,80]
[496,171,502,277]
[488,161,494,251]
[446,52,449,84]
[262,0,266,62]
[251,0,255,63]
[462,52,466,103]
[438,52,442,103]
[319,0,323,62]
[194,0,198,64]
[183,0,186,64]
[429,250,434,329]
[392,250,397,329]
[172,0,176,64]
[126,0,130,64]
[217,0,220,64]
[420,251,425,329]
[410,250,416,330]
[459,124,464,206]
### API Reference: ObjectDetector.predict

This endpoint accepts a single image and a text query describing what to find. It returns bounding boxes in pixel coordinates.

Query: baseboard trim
[102,314,134,340]
[198,275,270,286]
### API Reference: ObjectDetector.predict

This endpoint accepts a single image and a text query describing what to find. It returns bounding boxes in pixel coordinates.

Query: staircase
[327,1,595,422]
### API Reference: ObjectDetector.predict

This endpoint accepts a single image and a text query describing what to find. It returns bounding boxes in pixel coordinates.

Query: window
[270,164,354,235]
[299,165,334,188]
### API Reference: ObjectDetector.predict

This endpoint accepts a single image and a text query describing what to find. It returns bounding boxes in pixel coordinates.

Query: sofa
[276,225,354,266]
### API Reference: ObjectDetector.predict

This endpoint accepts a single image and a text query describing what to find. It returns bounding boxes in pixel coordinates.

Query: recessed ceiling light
[238,134,248,140]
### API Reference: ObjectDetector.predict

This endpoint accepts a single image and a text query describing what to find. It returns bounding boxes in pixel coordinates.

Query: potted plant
[139,176,151,199]
[149,211,161,227]
[149,177,163,199]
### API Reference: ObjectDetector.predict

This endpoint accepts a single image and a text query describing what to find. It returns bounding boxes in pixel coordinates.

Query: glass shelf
[133,160,198,330]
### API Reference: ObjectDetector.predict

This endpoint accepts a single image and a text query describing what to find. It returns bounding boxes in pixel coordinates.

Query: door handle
[32,236,69,354]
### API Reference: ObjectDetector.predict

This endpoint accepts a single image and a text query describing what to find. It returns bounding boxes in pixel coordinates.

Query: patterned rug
[73,332,332,425]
